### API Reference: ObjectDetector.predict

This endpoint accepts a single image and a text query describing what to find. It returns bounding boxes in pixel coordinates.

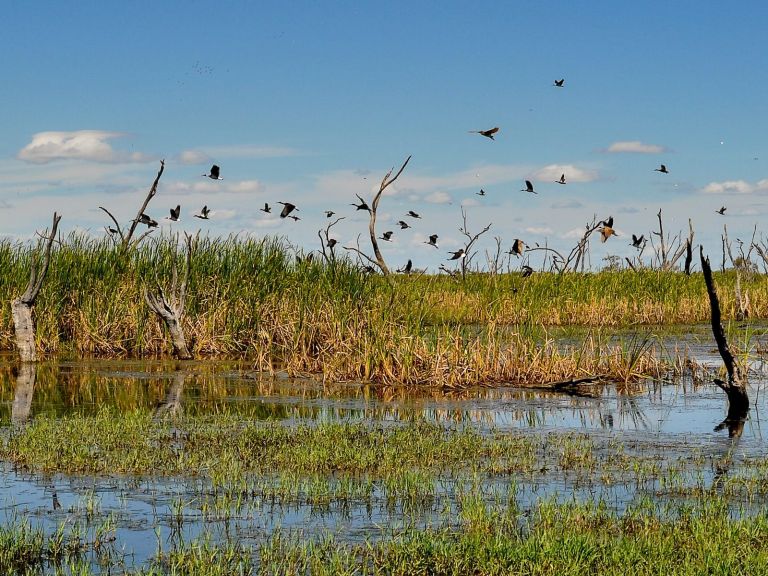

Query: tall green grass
[1,233,759,384]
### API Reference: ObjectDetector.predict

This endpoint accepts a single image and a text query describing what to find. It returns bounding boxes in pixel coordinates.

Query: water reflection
[0,358,765,441]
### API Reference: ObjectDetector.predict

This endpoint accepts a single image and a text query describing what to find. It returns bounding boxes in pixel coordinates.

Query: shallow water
[2,345,768,572]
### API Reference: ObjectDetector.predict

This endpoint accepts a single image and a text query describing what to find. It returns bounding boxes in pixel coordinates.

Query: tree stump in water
[700,247,749,437]
[11,213,61,362]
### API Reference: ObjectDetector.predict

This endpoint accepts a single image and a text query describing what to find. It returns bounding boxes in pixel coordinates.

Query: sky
[2,1,768,272]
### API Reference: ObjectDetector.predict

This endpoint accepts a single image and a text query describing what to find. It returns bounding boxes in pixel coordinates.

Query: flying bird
[521,265,534,277]
[553,79,565,87]
[397,220,411,230]
[601,216,614,228]
[397,259,413,274]
[654,164,669,174]
[288,214,301,221]
[448,248,466,260]
[509,239,526,257]
[521,180,537,194]
[556,174,566,185]
[167,205,181,222]
[716,206,727,215]
[260,203,271,214]
[469,126,500,140]
[327,238,338,248]
[379,231,393,242]
[425,234,439,248]
[325,210,335,218]
[278,202,297,218]
[631,234,644,248]
[600,225,617,242]
[351,198,370,212]
[138,213,158,228]
[108,227,119,235]
[194,205,211,220]
[476,189,486,196]
[203,164,223,180]
[407,210,421,219]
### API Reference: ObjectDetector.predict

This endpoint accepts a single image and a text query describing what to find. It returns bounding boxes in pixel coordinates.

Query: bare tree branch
[123,160,165,249]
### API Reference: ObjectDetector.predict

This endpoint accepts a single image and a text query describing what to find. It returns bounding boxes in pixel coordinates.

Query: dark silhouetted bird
[521,265,534,277]
[351,199,370,212]
[260,203,271,214]
[631,234,644,248]
[203,164,222,180]
[194,205,211,220]
[448,248,466,260]
[278,202,297,218]
[108,227,119,234]
[556,174,566,185]
[510,239,525,257]
[138,213,158,228]
[470,127,500,140]
[425,234,439,248]
[327,238,337,248]
[521,180,537,194]
[654,164,669,174]
[476,189,486,196]
[288,214,301,221]
[716,206,727,215]
[397,220,411,230]
[601,216,614,228]
[554,79,565,87]
[398,259,413,274]
[167,205,181,222]
[407,210,421,219]
[325,210,335,218]
[380,231,393,242]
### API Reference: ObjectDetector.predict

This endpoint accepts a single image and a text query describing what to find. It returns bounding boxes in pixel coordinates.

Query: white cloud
[604,140,666,154]
[176,150,211,165]
[425,191,452,204]
[550,200,583,209]
[17,131,154,164]
[164,179,264,195]
[461,198,480,207]
[525,226,553,235]
[563,227,589,239]
[532,164,599,183]
[699,179,768,194]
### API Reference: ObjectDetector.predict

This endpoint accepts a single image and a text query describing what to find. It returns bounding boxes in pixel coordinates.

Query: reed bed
[0,234,760,385]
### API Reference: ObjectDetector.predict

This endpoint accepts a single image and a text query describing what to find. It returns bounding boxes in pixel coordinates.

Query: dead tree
[455,207,492,279]
[144,233,195,359]
[700,247,749,437]
[650,210,694,270]
[343,155,411,275]
[11,212,61,362]
[100,160,165,249]
[318,216,346,265]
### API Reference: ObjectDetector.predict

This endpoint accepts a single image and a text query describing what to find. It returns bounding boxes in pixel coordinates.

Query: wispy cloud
[700,179,768,194]
[550,199,583,209]
[532,164,600,182]
[17,131,155,164]
[164,179,265,195]
[199,145,301,159]
[425,191,451,204]
[603,140,666,154]
[525,226,553,235]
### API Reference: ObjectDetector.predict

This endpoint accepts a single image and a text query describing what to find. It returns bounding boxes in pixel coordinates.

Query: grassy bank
[0,234,758,384]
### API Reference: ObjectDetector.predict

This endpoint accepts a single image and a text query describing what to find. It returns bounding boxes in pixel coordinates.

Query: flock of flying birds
[122,78,732,273]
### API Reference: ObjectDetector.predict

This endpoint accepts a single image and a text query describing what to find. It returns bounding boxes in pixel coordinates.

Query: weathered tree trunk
[700,247,749,437]
[12,363,36,426]
[11,213,61,362]
[145,233,194,360]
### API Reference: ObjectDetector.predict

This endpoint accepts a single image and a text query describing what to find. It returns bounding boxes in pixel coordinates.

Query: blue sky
[2,1,768,271]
